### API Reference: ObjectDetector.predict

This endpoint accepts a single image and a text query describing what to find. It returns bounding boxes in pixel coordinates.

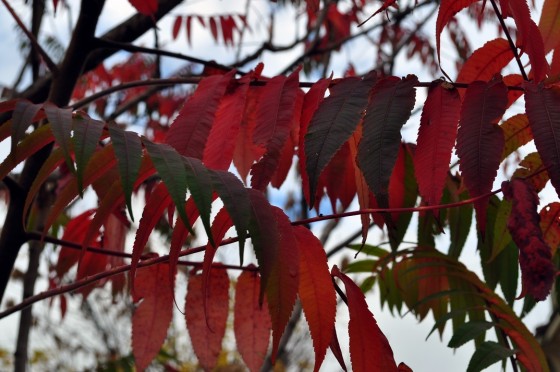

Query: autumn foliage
[1,0,560,371]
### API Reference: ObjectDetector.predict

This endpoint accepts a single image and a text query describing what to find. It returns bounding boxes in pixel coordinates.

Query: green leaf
[73,114,105,194]
[497,243,519,306]
[143,139,192,234]
[183,157,214,246]
[448,321,494,348]
[447,176,473,259]
[490,198,512,261]
[346,244,388,257]
[466,341,515,372]
[11,100,42,156]
[344,259,377,273]
[44,103,74,172]
[109,125,142,220]
[210,169,250,258]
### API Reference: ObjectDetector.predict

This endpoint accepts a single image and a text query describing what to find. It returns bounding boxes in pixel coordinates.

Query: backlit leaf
[513,152,549,192]
[132,263,173,371]
[500,114,532,160]
[332,266,398,372]
[251,70,301,190]
[203,74,250,170]
[294,226,336,371]
[128,0,158,16]
[436,0,479,64]
[186,269,229,371]
[456,39,514,86]
[538,0,560,53]
[130,183,171,294]
[540,202,560,255]
[183,157,214,245]
[167,70,235,159]
[234,269,271,372]
[266,208,299,362]
[415,82,460,205]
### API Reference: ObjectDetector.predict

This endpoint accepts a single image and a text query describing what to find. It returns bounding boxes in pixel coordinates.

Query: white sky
[0,0,555,371]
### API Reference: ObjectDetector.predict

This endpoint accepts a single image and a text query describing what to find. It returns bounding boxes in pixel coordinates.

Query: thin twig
[93,38,244,75]
[0,0,58,75]
[488,0,528,81]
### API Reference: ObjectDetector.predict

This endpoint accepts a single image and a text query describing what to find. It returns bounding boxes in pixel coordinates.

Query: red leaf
[298,77,332,206]
[233,86,265,182]
[331,266,398,372]
[234,269,271,372]
[132,263,174,371]
[293,226,336,372]
[329,327,348,371]
[539,0,560,53]
[505,0,549,82]
[169,197,202,284]
[348,124,371,242]
[250,69,301,190]
[502,179,556,300]
[186,269,229,371]
[540,202,560,256]
[267,208,300,362]
[186,16,193,45]
[55,210,97,277]
[456,38,514,87]
[321,141,357,212]
[436,0,479,63]
[166,70,235,158]
[203,75,250,170]
[247,189,279,301]
[220,15,235,46]
[130,183,172,294]
[305,76,373,206]
[524,82,560,198]
[202,208,233,312]
[172,15,182,40]
[128,0,157,16]
[209,17,219,42]
[358,75,417,208]
[415,81,461,205]
[456,78,507,232]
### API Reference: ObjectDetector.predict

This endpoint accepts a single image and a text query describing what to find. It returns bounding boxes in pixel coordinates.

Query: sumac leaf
[415,81,460,205]
[186,269,229,371]
[305,76,373,206]
[500,114,532,160]
[456,78,507,232]
[456,38,514,86]
[44,103,74,172]
[358,75,417,207]
[234,269,271,372]
[132,263,174,371]
[294,226,336,371]
[467,341,515,372]
[540,202,560,256]
[73,114,105,193]
[332,266,398,372]
[524,82,560,198]
[166,70,234,158]
[109,125,142,220]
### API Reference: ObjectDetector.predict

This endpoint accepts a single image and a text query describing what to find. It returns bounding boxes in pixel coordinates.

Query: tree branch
[0,0,58,75]
[488,0,528,81]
